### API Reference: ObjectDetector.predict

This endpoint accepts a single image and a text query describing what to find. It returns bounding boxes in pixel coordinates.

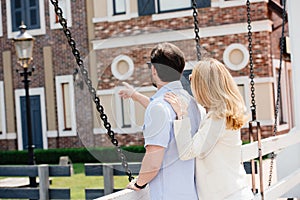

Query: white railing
[95,129,300,200]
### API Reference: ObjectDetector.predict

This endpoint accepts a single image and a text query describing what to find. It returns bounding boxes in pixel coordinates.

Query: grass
[50,163,129,199]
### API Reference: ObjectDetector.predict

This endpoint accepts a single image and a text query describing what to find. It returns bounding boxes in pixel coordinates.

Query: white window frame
[94,86,156,134]
[0,1,3,37]
[233,76,250,113]
[114,86,136,131]
[0,81,6,139]
[93,0,138,23]
[211,0,267,8]
[55,75,77,137]
[111,55,134,80]
[6,0,46,38]
[156,0,191,13]
[223,43,249,71]
[49,0,72,29]
[15,87,48,150]
[113,0,126,15]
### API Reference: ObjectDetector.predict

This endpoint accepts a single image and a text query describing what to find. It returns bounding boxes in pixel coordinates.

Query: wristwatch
[134,182,147,189]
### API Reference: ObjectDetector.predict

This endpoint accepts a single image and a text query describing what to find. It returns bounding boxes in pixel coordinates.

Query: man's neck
[156,81,169,90]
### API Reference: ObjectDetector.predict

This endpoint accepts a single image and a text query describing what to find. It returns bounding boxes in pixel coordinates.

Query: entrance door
[21,95,43,149]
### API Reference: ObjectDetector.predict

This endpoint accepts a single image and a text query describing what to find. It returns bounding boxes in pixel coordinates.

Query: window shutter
[196,0,211,8]
[138,0,155,16]
[11,0,24,31]
[27,0,40,29]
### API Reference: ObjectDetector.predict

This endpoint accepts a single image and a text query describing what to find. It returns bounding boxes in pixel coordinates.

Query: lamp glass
[14,39,34,60]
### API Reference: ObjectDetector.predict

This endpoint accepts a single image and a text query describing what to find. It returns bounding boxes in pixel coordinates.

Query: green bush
[0,146,145,165]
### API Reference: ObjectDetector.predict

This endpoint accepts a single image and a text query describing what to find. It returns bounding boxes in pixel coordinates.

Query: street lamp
[13,24,37,187]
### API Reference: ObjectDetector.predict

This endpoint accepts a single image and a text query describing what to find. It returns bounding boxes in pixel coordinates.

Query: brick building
[0,0,292,151]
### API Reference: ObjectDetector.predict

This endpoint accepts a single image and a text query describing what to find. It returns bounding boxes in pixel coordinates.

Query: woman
[164,58,254,199]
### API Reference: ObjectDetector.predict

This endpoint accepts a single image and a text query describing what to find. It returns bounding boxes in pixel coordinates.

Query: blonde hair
[190,58,247,130]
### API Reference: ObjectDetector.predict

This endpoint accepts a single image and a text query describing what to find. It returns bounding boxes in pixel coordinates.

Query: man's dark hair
[150,42,185,82]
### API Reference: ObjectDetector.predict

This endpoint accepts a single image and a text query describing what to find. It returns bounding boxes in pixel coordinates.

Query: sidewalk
[0,177,29,187]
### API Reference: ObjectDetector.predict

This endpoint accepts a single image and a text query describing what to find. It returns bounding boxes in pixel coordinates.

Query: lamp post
[13,24,37,187]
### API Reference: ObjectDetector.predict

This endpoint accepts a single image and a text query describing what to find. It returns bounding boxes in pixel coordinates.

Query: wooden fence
[84,162,141,200]
[0,164,71,199]
[94,130,300,200]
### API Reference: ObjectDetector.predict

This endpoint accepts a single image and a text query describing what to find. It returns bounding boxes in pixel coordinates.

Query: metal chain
[247,1,264,197]
[50,0,133,182]
[246,0,256,118]
[192,0,201,61]
[268,0,287,187]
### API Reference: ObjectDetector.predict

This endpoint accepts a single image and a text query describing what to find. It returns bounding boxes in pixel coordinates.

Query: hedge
[0,146,145,165]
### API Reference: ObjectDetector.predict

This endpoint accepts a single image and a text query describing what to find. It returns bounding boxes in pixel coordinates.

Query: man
[120,42,202,199]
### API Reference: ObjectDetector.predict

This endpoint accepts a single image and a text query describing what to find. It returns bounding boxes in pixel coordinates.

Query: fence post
[38,164,49,200]
[103,164,114,195]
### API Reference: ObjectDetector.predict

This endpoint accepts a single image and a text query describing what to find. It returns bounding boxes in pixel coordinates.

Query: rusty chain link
[50,0,133,182]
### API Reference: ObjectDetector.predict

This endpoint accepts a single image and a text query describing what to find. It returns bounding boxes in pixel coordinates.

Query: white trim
[6,0,46,38]
[6,133,17,139]
[47,130,58,138]
[96,86,156,95]
[92,13,138,23]
[15,87,48,150]
[49,0,72,29]
[223,43,249,71]
[55,75,77,137]
[111,55,134,80]
[152,9,193,21]
[93,0,138,23]
[0,1,3,37]
[212,0,268,8]
[0,82,6,139]
[92,20,272,50]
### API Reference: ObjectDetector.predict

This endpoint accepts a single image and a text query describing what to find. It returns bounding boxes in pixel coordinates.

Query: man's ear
[152,66,157,76]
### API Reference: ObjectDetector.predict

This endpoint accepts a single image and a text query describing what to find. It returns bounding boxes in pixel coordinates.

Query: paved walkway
[0,177,29,187]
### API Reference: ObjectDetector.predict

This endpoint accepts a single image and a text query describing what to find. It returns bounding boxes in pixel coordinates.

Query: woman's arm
[165,92,225,160]
[173,117,225,160]
[118,82,150,108]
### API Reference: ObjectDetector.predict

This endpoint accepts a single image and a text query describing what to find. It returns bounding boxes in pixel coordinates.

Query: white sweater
[173,114,254,200]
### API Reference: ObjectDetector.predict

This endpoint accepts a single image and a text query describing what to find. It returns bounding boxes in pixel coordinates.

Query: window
[120,98,131,128]
[223,43,249,71]
[113,0,126,15]
[6,0,45,37]
[275,68,287,125]
[56,75,77,136]
[11,0,40,32]
[49,0,72,29]
[138,0,210,16]
[233,77,250,113]
[0,82,6,139]
[61,83,72,130]
[115,92,135,130]
[158,0,191,13]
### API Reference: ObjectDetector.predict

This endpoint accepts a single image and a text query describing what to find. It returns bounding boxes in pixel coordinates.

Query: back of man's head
[150,43,185,82]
